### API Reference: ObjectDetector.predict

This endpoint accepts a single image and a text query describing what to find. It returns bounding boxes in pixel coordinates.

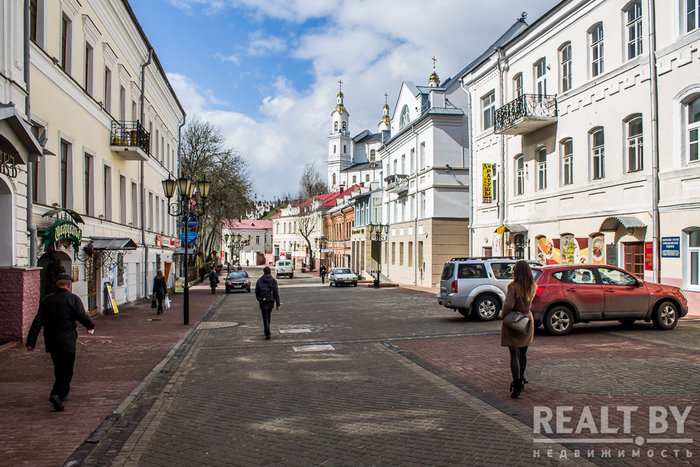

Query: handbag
[151,299,157,309]
[504,311,531,334]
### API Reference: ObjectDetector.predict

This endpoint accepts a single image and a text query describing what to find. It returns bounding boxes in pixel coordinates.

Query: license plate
[233,284,241,288]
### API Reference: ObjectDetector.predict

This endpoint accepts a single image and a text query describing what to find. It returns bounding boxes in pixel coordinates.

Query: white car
[329,268,358,287]
[275,260,294,278]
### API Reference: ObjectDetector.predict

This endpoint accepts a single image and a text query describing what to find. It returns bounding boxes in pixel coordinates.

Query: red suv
[531,265,688,336]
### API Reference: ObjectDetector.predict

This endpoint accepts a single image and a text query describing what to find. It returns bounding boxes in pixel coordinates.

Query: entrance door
[513,234,525,259]
[623,242,644,278]
[86,253,100,316]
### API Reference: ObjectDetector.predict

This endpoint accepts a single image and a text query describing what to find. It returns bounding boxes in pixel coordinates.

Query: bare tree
[299,162,327,200]
[295,207,319,270]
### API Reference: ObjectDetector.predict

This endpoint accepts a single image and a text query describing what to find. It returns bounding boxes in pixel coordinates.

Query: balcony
[494,94,557,135]
[110,121,150,161]
[384,174,408,194]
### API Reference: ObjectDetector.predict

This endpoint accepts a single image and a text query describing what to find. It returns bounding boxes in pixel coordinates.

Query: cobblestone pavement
[74,268,698,466]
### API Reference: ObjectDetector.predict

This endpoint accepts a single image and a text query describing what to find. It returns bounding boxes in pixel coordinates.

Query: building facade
[1,0,184,342]
[221,219,272,266]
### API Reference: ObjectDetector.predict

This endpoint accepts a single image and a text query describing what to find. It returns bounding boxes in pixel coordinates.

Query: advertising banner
[482,163,493,203]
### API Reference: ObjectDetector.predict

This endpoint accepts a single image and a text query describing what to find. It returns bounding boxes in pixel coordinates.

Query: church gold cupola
[429,56,440,87]
[331,79,350,136]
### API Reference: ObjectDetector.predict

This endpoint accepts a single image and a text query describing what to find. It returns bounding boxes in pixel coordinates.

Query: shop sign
[351,228,364,235]
[661,237,680,258]
[645,242,653,270]
[482,163,493,203]
[44,218,82,252]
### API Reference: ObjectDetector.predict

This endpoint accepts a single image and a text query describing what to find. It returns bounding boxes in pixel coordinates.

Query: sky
[130,0,556,200]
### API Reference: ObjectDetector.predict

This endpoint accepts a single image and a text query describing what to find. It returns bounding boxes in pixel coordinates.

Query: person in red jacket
[26,273,95,411]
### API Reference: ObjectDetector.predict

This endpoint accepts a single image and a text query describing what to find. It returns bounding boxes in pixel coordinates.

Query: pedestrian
[199,266,206,283]
[246,259,249,267]
[255,266,280,340]
[26,273,95,412]
[226,262,230,274]
[500,260,537,399]
[319,265,327,284]
[152,270,167,314]
[209,268,219,294]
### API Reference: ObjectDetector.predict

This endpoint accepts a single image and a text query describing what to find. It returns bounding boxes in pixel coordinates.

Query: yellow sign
[482,163,493,203]
[105,283,119,314]
[496,226,506,234]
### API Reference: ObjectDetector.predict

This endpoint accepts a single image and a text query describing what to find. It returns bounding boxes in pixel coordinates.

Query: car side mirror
[635,280,643,287]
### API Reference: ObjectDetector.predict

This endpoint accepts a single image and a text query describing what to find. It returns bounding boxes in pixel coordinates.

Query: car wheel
[330,280,334,286]
[653,300,679,330]
[473,295,499,321]
[544,306,574,336]
[290,274,294,278]
[353,282,357,287]
[276,274,279,279]
[457,308,470,318]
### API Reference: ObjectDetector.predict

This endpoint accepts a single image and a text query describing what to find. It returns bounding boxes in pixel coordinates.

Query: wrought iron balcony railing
[384,174,409,193]
[494,94,557,135]
[110,121,150,160]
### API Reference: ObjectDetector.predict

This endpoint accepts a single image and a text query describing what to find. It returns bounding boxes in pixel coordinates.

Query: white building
[1,0,184,331]
[221,219,272,266]
[461,0,700,311]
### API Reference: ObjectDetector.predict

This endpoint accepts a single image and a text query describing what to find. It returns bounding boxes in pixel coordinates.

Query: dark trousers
[260,305,273,338]
[211,287,216,294]
[156,297,164,314]
[50,351,76,400]
[508,346,528,382]
[321,274,325,284]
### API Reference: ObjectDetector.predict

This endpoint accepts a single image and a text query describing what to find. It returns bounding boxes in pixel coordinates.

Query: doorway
[85,252,101,316]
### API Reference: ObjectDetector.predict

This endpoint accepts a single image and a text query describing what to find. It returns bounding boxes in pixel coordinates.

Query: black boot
[510,379,523,399]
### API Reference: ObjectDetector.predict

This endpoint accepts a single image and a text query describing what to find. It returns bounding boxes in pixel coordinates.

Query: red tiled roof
[222,218,273,230]
[296,186,359,210]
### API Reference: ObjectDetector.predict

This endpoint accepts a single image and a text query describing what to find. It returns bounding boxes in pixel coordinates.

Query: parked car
[437,257,541,321]
[531,264,688,335]
[329,268,358,287]
[275,260,294,279]
[225,270,251,293]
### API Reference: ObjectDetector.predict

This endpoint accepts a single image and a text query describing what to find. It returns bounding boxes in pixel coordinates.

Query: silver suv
[437,257,540,321]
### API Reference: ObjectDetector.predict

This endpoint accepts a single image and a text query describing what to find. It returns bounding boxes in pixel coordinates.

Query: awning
[495,224,527,234]
[90,237,138,250]
[0,104,43,163]
[599,216,646,231]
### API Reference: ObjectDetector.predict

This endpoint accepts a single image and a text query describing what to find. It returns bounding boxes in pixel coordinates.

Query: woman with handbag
[501,260,537,399]
[152,270,167,315]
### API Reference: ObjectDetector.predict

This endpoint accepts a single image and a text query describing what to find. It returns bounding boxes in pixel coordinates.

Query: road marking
[279,328,312,334]
[197,321,240,330]
[292,344,335,352]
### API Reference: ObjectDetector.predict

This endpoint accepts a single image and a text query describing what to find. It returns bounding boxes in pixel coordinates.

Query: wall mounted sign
[661,237,680,258]
[43,217,82,252]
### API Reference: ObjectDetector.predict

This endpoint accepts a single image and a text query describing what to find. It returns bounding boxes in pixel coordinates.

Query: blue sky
[130,0,555,199]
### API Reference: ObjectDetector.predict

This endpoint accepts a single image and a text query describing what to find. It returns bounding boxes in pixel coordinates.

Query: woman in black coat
[152,270,167,314]
[209,269,219,294]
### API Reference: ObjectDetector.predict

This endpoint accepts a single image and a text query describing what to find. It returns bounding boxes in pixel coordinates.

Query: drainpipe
[647,0,660,282]
[411,124,419,285]
[177,115,186,278]
[459,78,475,257]
[140,49,153,298]
[24,0,37,267]
[496,47,507,255]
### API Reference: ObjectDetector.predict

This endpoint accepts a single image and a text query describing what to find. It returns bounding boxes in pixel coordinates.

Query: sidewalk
[0,276,222,467]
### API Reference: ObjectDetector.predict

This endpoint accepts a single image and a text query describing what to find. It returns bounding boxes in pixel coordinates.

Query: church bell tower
[328,80,352,192]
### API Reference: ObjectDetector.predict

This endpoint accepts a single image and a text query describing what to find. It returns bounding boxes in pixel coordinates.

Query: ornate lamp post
[368,223,389,288]
[162,174,211,325]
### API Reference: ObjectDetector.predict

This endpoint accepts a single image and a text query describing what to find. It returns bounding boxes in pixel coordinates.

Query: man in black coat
[254,266,280,340]
[27,273,95,411]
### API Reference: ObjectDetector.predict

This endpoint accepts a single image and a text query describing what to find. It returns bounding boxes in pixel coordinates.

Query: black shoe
[510,380,523,399]
[50,394,64,411]
[265,335,271,340]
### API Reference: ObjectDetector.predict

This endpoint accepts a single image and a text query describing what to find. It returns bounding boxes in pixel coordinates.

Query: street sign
[661,237,680,257]
[180,231,198,244]
[180,216,198,229]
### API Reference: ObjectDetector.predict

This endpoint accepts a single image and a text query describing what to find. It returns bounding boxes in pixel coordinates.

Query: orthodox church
[327,81,387,192]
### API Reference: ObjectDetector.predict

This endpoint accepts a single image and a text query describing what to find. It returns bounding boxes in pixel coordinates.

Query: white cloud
[167,0,555,198]
[213,52,240,65]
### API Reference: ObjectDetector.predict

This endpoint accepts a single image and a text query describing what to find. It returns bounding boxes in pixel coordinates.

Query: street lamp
[162,174,210,325]
[368,223,389,288]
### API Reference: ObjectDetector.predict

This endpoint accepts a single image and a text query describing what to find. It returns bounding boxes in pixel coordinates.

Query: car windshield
[334,269,352,274]
[227,272,247,279]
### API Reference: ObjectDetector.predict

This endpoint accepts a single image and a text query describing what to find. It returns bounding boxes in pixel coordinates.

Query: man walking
[255,266,280,340]
[26,273,95,412]
[319,264,327,284]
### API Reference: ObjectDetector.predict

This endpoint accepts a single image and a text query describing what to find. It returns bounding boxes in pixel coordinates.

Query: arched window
[559,42,572,92]
[342,121,346,131]
[590,128,605,180]
[399,105,410,129]
[512,73,523,98]
[687,96,700,163]
[334,121,338,131]
[560,138,574,185]
[536,147,547,190]
[589,23,604,77]
[534,58,547,96]
[332,173,336,186]
[370,149,375,161]
[515,155,525,195]
[625,115,643,172]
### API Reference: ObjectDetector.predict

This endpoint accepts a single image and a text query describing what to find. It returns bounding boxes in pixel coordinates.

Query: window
[515,155,525,195]
[689,229,700,288]
[626,116,643,172]
[408,241,413,267]
[410,148,415,173]
[131,182,138,226]
[590,24,604,77]
[482,91,495,130]
[399,242,404,266]
[401,154,406,173]
[686,0,699,33]
[400,105,410,129]
[391,242,396,265]
[343,144,346,154]
[420,142,426,169]
[420,192,426,218]
[148,192,153,230]
[332,173,337,186]
[365,174,370,182]
[536,147,547,190]
[104,67,112,113]
[84,42,93,95]
[132,101,138,121]
[457,264,487,279]
[491,262,516,279]
[559,43,572,92]
[60,140,70,207]
[120,176,127,224]
[104,165,112,221]
[688,96,700,162]
[120,86,126,121]
[591,129,605,179]
[334,122,338,132]
[561,139,574,185]
[513,73,523,98]
[30,0,38,42]
[84,154,92,215]
[598,267,638,286]
[625,1,643,59]
[352,175,357,184]
[370,149,375,161]
[534,59,547,96]
[60,14,72,73]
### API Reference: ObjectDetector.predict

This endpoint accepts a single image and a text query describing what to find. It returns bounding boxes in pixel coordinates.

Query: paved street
[73,267,698,466]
